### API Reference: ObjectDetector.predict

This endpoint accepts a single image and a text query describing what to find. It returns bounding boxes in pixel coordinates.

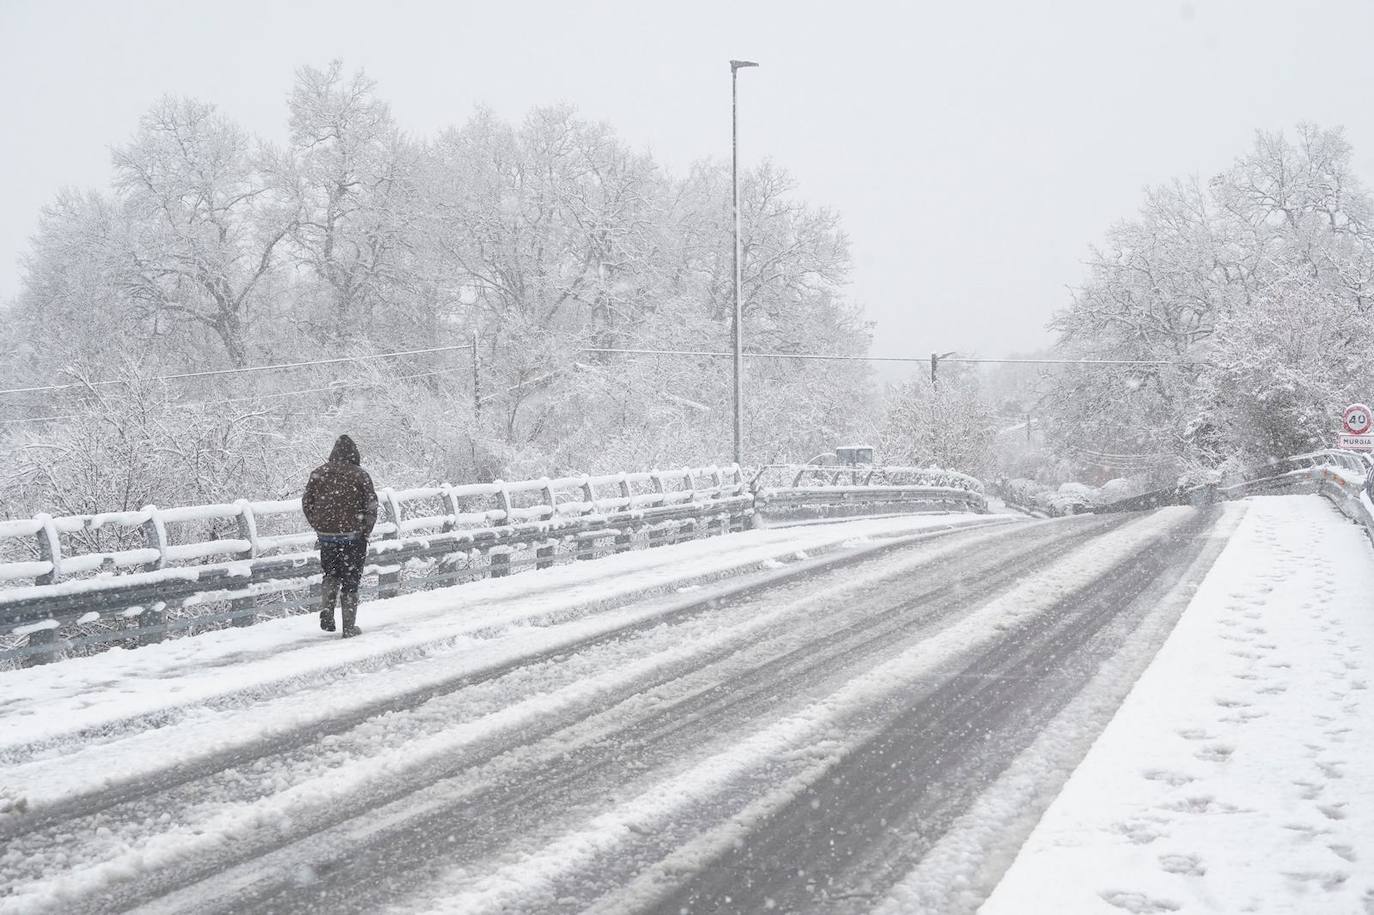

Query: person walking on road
[302,434,378,638]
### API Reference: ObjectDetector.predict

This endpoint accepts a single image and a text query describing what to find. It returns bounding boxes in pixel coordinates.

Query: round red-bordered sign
[1343,403,1373,435]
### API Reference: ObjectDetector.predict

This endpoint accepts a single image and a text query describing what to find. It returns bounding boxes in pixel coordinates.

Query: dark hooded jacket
[302,435,379,536]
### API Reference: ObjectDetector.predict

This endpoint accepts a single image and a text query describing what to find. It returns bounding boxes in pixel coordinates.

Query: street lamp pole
[730,59,758,468]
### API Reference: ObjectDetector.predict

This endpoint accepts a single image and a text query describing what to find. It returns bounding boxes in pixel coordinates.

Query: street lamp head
[730,60,760,71]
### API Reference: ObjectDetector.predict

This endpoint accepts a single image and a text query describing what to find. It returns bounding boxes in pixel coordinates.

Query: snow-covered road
[0,498,1365,914]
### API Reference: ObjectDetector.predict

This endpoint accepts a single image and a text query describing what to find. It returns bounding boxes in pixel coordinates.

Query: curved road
[0,506,1229,914]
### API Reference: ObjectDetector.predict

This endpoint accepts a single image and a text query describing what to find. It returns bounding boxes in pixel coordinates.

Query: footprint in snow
[1100,890,1180,913]
[1316,803,1347,821]
[1143,768,1195,787]
[1195,744,1234,763]
[1292,780,1323,800]
[1175,728,1211,742]
[1115,818,1168,845]
[1282,822,1333,842]
[1093,884,1181,906]
[1328,843,1356,863]
[1165,795,1239,815]
[1157,853,1206,876]
[1219,709,1268,724]
[1316,760,1346,780]
[1283,870,1348,892]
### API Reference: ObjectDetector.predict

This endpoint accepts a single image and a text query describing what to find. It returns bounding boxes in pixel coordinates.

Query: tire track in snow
[0,517,1061,912]
[161,517,1129,915]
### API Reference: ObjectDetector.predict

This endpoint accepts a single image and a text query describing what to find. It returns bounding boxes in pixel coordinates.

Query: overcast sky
[2,0,1372,360]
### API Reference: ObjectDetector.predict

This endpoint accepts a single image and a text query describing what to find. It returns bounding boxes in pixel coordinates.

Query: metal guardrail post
[229,500,259,628]
[646,473,668,550]
[142,506,169,571]
[441,485,460,533]
[490,482,513,578]
[22,515,65,665]
[610,475,632,554]
[34,513,61,586]
[730,465,752,532]
[22,625,60,668]
[134,507,172,641]
[378,489,404,598]
[536,543,556,569]
[708,467,729,538]
[139,600,168,646]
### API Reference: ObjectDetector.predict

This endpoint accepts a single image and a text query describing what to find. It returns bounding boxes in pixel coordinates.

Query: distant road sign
[1339,434,1374,451]
[1343,403,1373,436]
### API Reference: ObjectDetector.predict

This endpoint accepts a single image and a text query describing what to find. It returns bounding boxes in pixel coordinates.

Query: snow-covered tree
[1045,124,1374,474]
[113,97,295,367]
[878,368,994,475]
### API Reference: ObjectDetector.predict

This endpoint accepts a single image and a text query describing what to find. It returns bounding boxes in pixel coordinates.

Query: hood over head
[329,434,361,466]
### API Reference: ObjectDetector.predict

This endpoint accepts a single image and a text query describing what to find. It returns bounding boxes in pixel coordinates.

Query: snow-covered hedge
[994,477,1146,517]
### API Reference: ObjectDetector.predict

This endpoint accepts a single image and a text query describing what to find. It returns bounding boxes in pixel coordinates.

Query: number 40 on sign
[1338,402,1373,451]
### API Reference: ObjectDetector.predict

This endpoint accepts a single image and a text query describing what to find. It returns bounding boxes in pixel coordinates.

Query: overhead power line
[0,366,470,426]
[0,343,476,398]
[582,347,1196,367]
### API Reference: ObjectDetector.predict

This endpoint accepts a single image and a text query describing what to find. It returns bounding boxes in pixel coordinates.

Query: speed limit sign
[1344,403,1373,436]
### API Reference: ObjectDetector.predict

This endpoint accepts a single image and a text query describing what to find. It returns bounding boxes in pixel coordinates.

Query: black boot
[320,575,339,632]
[340,591,362,638]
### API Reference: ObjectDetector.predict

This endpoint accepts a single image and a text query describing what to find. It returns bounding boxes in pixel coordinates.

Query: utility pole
[730,58,758,468]
[471,328,481,425]
[471,328,481,468]
[930,350,956,386]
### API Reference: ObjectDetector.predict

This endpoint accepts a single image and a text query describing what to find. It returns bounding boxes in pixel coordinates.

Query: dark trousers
[319,535,367,592]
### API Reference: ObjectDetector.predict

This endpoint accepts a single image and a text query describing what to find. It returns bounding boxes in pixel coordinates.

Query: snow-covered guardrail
[1219,450,1374,539]
[0,463,989,667]
[1094,449,1374,545]
[0,467,752,667]
[750,464,987,524]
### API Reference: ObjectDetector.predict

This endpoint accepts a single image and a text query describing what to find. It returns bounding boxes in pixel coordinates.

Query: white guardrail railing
[1094,449,1374,544]
[751,464,985,523]
[0,463,989,667]
[1221,449,1374,540]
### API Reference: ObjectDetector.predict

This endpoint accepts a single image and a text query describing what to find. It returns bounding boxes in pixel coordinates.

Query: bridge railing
[0,466,753,667]
[750,464,986,524]
[0,463,989,668]
[1094,449,1374,543]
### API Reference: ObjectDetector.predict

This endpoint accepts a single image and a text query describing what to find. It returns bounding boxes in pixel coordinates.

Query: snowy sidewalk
[981,495,1374,914]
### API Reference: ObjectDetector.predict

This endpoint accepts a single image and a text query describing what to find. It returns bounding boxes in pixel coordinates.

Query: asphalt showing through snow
[0,509,1230,914]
